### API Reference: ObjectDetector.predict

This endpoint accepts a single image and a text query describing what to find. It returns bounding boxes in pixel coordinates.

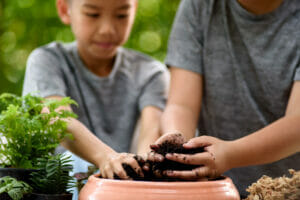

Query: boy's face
[58,0,137,60]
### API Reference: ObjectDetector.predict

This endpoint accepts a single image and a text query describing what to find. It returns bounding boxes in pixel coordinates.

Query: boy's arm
[160,67,203,140]
[46,96,144,179]
[164,81,300,179]
[228,80,300,167]
[137,106,162,155]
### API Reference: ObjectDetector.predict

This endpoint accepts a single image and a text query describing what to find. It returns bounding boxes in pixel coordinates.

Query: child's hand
[151,132,186,149]
[100,152,144,180]
[147,132,186,163]
[163,136,232,180]
[138,151,164,172]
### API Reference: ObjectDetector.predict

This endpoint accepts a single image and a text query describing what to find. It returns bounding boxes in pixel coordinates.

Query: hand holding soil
[165,136,232,180]
[147,132,186,163]
[99,152,144,180]
[114,133,216,181]
[149,133,207,181]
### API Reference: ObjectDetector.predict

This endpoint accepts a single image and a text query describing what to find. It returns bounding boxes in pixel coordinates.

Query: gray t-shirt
[23,42,169,153]
[165,0,300,196]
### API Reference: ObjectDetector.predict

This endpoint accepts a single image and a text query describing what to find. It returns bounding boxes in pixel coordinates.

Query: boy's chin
[91,48,118,60]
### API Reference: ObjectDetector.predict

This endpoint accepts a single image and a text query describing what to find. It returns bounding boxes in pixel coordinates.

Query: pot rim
[31,192,73,197]
[89,173,233,187]
[83,174,240,196]
[0,167,37,171]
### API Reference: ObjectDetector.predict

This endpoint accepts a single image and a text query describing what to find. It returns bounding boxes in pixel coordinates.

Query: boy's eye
[117,14,129,19]
[85,13,99,18]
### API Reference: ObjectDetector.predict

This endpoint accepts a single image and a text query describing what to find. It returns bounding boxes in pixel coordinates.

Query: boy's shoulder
[118,48,169,84]
[30,41,75,58]
[119,47,167,73]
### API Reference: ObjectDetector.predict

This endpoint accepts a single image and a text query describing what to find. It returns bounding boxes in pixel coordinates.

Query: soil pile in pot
[114,134,206,181]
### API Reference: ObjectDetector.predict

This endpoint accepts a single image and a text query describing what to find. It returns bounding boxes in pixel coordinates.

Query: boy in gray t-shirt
[23,0,169,187]
[156,0,300,197]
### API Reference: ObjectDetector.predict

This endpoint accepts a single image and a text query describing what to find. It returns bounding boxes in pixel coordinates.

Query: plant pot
[0,193,31,200]
[79,174,240,200]
[29,193,73,200]
[0,168,37,184]
[0,193,11,200]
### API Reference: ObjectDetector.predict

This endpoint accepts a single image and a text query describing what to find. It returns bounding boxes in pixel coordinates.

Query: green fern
[30,154,75,194]
[0,93,78,169]
[0,176,32,200]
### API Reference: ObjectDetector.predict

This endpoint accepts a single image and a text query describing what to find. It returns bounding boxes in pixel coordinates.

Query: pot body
[0,193,12,200]
[0,168,37,184]
[0,193,31,200]
[29,193,73,200]
[79,175,240,200]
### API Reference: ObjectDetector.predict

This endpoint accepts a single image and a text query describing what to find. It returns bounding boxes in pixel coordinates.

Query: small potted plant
[0,176,32,200]
[30,154,75,200]
[0,93,77,183]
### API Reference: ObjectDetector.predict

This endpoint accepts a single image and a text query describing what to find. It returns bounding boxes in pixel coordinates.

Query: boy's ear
[57,0,71,25]
[134,0,138,11]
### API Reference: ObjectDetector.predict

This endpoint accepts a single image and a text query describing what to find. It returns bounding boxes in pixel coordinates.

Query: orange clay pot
[79,174,240,200]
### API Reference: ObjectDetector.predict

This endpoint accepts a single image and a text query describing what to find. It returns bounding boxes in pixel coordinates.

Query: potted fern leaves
[30,154,74,200]
[0,93,77,184]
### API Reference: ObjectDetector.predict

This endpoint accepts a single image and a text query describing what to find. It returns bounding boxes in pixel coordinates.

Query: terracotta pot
[79,174,240,200]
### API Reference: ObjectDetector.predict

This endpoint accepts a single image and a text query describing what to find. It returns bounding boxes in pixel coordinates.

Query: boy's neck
[78,49,115,77]
[85,58,115,77]
[237,0,284,15]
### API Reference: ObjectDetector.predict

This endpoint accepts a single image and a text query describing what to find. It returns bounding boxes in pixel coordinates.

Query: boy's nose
[97,20,115,36]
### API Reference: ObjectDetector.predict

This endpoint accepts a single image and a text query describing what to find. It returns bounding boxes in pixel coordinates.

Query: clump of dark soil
[114,134,205,181]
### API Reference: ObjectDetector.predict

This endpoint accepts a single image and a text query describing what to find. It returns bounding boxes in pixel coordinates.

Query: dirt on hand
[114,133,205,181]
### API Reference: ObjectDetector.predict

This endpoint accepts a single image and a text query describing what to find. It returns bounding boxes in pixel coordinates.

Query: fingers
[150,144,160,151]
[154,132,185,145]
[165,152,214,166]
[147,151,164,162]
[101,153,144,180]
[113,163,129,179]
[115,154,144,179]
[107,166,118,179]
[101,163,130,180]
[101,168,107,179]
[123,156,144,178]
[183,136,213,149]
[164,166,217,180]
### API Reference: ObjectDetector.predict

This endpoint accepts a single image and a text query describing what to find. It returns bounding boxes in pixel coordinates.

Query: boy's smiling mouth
[94,42,116,49]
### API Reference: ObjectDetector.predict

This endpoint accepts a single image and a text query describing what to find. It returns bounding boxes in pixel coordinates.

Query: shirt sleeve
[294,40,300,80]
[22,47,67,98]
[138,66,170,112]
[294,66,300,81]
[165,0,204,74]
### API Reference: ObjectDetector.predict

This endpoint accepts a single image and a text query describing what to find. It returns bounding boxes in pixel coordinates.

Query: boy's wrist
[94,148,116,168]
[225,140,245,169]
[163,130,183,135]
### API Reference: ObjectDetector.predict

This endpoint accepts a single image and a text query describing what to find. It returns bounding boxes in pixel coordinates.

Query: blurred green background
[0,0,179,95]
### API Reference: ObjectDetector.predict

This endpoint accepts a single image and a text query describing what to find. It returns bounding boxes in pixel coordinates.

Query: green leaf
[0,176,32,200]
[30,154,75,194]
[0,93,77,169]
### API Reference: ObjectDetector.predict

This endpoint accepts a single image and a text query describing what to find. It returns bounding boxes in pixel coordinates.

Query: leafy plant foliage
[30,154,75,194]
[0,176,32,200]
[0,93,77,169]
